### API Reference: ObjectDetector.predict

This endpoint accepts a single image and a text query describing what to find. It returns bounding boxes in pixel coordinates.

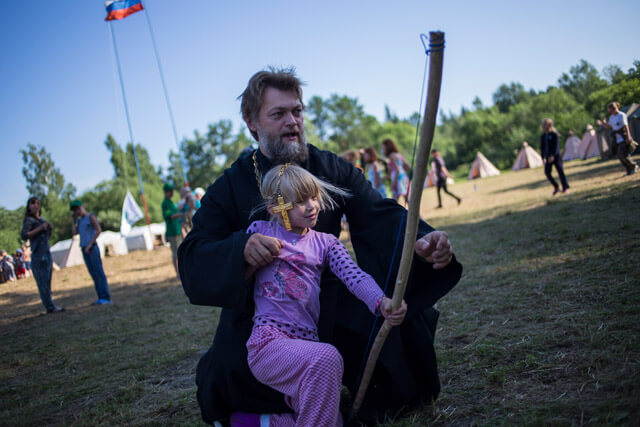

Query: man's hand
[379,297,407,326]
[83,245,91,254]
[244,233,283,269]
[414,230,453,269]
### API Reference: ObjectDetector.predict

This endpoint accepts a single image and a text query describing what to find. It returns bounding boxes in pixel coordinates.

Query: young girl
[242,163,407,427]
[382,138,411,205]
[362,147,388,198]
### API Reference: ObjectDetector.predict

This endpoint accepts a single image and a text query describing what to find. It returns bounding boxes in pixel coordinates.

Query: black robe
[179,145,462,424]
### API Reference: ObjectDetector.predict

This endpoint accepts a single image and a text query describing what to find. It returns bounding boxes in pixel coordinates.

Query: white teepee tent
[512,142,543,170]
[50,235,84,268]
[562,134,582,161]
[579,125,606,159]
[468,152,500,180]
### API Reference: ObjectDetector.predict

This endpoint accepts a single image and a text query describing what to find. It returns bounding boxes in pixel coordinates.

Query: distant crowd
[0,245,31,284]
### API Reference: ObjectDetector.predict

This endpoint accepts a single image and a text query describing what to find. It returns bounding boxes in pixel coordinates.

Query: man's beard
[258,126,308,165]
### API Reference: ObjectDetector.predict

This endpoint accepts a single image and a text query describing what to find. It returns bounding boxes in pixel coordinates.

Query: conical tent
[512,142,543,170]
[468,152,500,180]
[562,135,582,161]
[579,126,605,159]
[50,235,84,268]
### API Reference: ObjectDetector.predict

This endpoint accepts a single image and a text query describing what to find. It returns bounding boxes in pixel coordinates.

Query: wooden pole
[351,31,445,417]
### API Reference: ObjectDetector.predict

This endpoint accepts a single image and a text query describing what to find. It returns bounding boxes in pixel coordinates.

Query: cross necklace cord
[253,151,293,231]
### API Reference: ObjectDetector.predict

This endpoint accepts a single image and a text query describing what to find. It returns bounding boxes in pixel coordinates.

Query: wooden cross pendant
[273,195,293,230]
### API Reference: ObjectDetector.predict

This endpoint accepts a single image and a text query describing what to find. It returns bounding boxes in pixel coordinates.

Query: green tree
[307,96,330,142]
[20,143,76,211]
[0,207,24,252]
[20,144,76,243]
[557,59,607,105]
[104,134,162,187]
[493,82,529,113]
[587,78,640,118]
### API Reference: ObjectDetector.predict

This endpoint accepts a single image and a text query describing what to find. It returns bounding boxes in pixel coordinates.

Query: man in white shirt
[604,101,638,175]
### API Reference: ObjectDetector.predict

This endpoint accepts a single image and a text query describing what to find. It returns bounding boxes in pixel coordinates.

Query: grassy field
[1,156,639,425]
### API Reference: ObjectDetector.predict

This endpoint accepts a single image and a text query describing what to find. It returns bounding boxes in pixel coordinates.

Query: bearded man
[179,67,462,425]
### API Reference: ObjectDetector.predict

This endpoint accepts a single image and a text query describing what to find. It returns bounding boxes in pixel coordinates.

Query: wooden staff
[351,31,445,417]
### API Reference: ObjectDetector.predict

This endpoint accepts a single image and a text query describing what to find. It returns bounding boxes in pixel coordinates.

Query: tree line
[1,59,638,251]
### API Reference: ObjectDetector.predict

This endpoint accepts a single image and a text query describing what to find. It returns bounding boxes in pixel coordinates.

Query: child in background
[240,163,407,426]
[14,249,27,279]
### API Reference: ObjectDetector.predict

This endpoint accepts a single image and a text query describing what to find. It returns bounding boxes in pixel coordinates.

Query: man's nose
[284,111,298,125]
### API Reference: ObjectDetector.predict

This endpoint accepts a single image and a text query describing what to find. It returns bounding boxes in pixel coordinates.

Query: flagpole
[141,1,189,187]
[109,21,152,227]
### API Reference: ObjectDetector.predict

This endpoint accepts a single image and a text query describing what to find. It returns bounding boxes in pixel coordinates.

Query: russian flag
[105,0,144,21]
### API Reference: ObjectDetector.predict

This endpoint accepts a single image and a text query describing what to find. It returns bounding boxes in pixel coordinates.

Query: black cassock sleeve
[179,168,253,310]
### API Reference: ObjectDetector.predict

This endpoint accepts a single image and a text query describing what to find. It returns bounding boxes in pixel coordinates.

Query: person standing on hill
[162,183,183,278]
[431,149,461,208]
[20,196,65,314]
[540,118,570,195]
[603,101,639,175]
[70,200,111,305]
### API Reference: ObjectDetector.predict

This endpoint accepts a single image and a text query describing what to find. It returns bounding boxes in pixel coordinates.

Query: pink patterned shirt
[247,220,384,341]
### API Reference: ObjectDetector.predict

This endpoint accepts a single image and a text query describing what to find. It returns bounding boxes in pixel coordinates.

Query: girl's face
[277,195,320,234]
[29,199,40,215]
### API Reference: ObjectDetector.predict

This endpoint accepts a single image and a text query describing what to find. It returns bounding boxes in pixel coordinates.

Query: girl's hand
[380,297,407,326]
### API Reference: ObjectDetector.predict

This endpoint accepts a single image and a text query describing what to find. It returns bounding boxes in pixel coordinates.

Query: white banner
[120,191,144,236]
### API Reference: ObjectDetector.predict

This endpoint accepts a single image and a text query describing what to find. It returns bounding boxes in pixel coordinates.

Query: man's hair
[239,67,304,140]
[607,101,620,111]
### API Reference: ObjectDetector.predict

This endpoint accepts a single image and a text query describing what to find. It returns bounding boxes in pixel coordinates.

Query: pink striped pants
[247,326,344,427]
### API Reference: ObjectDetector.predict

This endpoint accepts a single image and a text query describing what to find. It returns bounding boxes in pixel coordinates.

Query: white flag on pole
[120,191,144,236]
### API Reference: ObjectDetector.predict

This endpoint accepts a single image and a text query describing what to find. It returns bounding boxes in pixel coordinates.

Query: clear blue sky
[1,0,638,210]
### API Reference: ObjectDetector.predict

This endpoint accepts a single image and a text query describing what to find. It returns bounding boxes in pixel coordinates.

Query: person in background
[540,118,570,195]
[382,138,411,205]
[162,183,183,278]
[1,250,16,282]
[14,249,27,279]
[177,186,197,236]
[362,146,388,198]
[339,149,364,173]
[603,101,639,175]
[22,243,32,277]
[194,187,205,209]
[70,199,111,305]
[431,149,461,208]
[20,196,65,314]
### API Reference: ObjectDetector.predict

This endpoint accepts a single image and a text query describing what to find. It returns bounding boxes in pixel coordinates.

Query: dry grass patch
[1,156,639,425]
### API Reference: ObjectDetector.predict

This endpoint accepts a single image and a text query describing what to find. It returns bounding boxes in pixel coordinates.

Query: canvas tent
[468,152,500,180]
[512,142,543,170]
[125,223,166,252]
[562,134,582,161]
[579,125,606,159]
[50,235,84,268]
[96,231,128,257]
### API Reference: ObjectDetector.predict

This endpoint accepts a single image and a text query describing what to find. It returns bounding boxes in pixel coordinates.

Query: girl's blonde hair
[541,118,558,134]
[260,164,349,215]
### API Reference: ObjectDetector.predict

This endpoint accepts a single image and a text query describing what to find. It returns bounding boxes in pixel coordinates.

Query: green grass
[1,156,639,425]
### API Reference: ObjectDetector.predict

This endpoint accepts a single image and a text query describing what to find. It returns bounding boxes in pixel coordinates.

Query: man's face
[71,207,81,216]
[249,87,308,164]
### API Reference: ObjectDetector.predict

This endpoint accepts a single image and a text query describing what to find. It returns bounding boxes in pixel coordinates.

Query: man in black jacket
[179,67,462,425]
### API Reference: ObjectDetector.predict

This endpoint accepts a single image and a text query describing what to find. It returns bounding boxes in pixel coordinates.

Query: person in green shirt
[162,183,183,278]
